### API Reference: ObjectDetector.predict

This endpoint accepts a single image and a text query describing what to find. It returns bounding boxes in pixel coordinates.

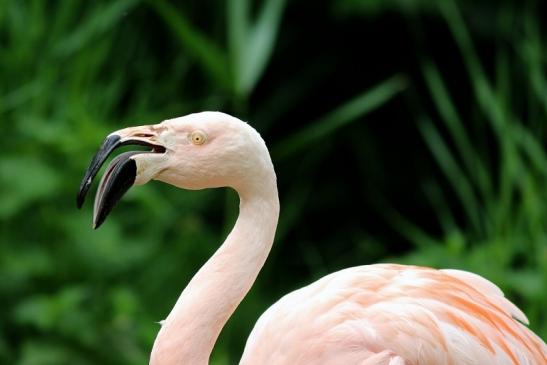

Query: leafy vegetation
[0,0,545,364]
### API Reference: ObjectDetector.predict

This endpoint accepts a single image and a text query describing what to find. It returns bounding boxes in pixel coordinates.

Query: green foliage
[0,0,545,364]
[272,74,407,160]
[412,0,547,336]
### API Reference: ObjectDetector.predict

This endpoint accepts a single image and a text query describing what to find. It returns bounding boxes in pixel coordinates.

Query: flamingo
[77,111,546,364]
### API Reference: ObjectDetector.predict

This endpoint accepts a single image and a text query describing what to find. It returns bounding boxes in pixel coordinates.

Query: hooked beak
[77,127,166,229]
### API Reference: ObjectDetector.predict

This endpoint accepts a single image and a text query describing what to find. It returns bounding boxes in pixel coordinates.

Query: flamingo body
[242,264,545,364]
[79,112,546,364]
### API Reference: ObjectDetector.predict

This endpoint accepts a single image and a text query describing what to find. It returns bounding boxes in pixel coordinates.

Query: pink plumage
[241,264,545,364]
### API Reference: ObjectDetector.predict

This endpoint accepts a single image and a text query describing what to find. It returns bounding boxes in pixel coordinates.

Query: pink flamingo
[77,112,546,364]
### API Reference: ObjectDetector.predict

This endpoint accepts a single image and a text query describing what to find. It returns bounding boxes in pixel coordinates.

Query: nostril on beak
[153,145,166,153]
[134,133,154,138]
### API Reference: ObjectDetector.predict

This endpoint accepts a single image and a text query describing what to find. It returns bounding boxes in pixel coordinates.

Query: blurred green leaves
[228,0,287,97]
[0,157,60,218]
[1,0,545,364]
[149,0,230,89]
[149,0,287,99]
[53,0,142,57]
[407,0,547,336]
[15,287,91,337]
[273,74,407,160]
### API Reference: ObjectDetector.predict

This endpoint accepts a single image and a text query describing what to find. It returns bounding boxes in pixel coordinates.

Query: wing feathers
[441,268,529,324]
[242,264,546,365]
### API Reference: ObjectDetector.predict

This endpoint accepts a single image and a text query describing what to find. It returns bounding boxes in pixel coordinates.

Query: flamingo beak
[77,127,166,229]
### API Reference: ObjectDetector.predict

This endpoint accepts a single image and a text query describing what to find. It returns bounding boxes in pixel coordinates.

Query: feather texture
[241,264,546,364]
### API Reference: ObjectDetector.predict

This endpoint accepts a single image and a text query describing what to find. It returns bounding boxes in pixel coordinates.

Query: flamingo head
[77,111,273,228]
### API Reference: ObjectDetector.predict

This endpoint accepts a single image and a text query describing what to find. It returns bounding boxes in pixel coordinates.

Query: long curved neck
[150,175,279,365]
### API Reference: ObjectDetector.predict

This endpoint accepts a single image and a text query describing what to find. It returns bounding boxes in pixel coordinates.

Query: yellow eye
[190,130,207,145]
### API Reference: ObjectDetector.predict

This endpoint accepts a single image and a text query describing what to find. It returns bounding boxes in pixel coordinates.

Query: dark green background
[1,0,546,364]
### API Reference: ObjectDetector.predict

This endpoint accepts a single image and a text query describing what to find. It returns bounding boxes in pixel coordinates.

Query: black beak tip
[76,193,85,209]
[77,179,91,209]
[76,134,122,210]
[92,155,137,230]
[92,205,110,229]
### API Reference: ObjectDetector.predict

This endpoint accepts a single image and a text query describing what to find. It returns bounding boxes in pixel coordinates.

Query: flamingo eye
[190,130,207,145]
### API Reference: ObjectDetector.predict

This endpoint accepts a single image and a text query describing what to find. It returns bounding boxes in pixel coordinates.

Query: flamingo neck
[150,174,279,365]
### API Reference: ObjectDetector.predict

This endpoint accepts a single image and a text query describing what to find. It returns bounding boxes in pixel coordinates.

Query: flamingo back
[240,264,546,365]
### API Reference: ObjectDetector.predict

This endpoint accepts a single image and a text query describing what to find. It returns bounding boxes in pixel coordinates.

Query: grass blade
[418,115,482,232]
[372,194,438,249]
[439,0,505,134]
[438,0,523,234]
[521,8,547,121]
[514,124,547,177]
[227,0,249,97]
[422,60,491,200]
[148,0,230,89]
[53,0,141,56]
[273,74,407,160]
[422,181,457,235]
[241,0,287,96]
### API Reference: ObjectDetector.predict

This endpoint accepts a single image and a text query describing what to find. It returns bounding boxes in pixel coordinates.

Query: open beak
[77,127,166,229]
